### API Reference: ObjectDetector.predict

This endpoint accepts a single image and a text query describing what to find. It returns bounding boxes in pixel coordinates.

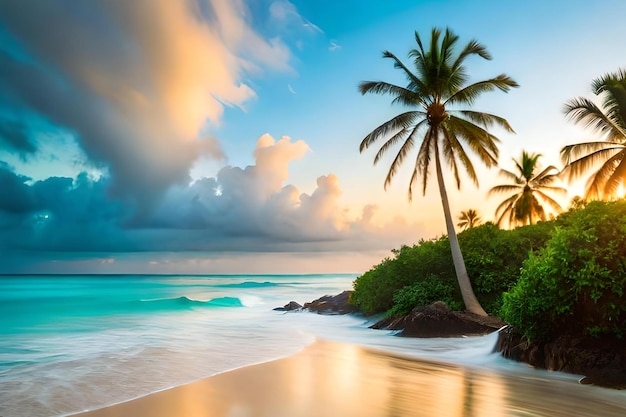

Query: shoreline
[70,339,626,417]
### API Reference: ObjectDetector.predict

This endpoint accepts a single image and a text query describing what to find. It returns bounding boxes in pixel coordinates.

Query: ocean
[1,274,625,417]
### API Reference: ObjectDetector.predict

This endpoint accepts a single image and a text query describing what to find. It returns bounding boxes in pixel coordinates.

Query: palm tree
[359,27,518,316]
[488,151,565,227]
[561,69,626,200]
[569,196,587,211]
[457,209,482,230]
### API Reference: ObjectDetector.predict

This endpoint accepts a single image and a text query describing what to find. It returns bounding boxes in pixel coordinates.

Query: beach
[71,339,626,417]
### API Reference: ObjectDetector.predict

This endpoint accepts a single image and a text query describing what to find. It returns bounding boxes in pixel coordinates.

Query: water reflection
[72,340,626,417]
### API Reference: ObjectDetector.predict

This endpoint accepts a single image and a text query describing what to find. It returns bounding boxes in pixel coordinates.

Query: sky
[1,0,625,274]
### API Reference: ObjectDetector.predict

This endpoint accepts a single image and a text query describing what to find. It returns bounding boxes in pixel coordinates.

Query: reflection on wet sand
[72,340,626,417]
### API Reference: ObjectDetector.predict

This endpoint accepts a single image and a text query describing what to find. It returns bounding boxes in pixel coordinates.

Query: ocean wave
[215,281,279,288]
[138,296,245,310]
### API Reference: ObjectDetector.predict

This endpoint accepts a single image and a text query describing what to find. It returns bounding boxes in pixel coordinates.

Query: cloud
[269,0,322,32]
[0,118,36,156]
[0,0,294,211]
[329,40,341,51]
[0,134,424,256]
[288,84,297,94]
[0,161,36,213]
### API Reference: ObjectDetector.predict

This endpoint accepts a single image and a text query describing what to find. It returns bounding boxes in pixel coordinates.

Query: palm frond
[533,190,565,213]
[443,127,478,188]
[383,134,416,190]
[415,128,435,196]
[446,116,499,167]
[373,129,409,165]
[560,143,624,181]
[588,151,624,197]
[533,165,560,180]
[380,50,428,96]
[446,75,519,106]
[452,39,491,70]
[358,81,418,101]
[488,184,522,195]
[441,128,463,188]
[359,111,422,152]
[373,118,428,165]
[440,28,459,62]
[494,194,519,225]
[564,97,625,139]
[496,168,523,184]
[603,152,626,196]
[454,110,515,132]
[409,127,434,201]
[560,141,624,163]
[592,69,626,128]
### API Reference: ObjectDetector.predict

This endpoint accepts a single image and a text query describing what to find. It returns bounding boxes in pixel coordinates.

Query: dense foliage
[502,200,626,342]
[352,221,555,316]
[352,237,454,315]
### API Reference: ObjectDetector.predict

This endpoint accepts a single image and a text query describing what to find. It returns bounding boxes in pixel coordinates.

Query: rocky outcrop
[303,290,360,315]
[370,301,506,338]
[496,326,626,389]
[273,301,303,311]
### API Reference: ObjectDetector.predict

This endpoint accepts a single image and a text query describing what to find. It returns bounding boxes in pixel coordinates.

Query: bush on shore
[501,200,626,342]
[352,221,555,316]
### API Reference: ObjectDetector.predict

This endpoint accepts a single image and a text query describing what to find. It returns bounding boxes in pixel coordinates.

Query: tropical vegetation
[358,27,518,316]
[488,151,565,227]
[501,200,626,342]
[561,68,626,200]
[457,209,482,230]
[352,220,555,317]
[353,199,626,343]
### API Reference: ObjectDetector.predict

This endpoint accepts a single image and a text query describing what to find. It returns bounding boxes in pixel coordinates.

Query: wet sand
[71,340,626,417]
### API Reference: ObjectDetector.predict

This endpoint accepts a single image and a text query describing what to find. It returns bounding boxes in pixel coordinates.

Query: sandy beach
[70,339,626,417]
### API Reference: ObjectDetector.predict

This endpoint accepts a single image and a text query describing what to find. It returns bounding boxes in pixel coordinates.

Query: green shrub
[502,200,626,342]
[387,275,463,317]
[352,218,557,317]
[460,221,555,313]
[352,237,453,315]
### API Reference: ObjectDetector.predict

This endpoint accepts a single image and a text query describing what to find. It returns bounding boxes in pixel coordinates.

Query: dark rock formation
[273,301,303,311]
[370,302,506,338]
[303,290,360,315]
[496,326,626,389]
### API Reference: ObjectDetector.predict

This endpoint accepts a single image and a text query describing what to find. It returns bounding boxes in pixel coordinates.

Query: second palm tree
[489,151,565,227]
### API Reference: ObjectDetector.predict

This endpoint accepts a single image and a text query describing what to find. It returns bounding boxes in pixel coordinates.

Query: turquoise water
[1,274,626,417]
[0,274,360,417]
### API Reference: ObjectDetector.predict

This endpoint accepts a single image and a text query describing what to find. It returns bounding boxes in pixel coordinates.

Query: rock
[370,302,506,338]
[303,290,360,315]
[273,301,303,311]
[496,326,626,389]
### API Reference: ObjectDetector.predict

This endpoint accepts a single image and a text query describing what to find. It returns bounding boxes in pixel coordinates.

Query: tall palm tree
[488,151,565,227]
[561,69,626,200]
[359,27,518,316]
[457,209,481,230]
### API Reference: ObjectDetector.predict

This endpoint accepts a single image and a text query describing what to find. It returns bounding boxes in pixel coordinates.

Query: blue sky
[1,0,625,274]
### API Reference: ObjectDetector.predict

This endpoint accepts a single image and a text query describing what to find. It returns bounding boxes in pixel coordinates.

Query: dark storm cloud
[0,162,36,213]
[0,135,423,254]
[0,118,36,156]
[0,0,292,211]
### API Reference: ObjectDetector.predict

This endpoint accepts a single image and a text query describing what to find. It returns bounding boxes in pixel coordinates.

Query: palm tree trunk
[434,139,488,316]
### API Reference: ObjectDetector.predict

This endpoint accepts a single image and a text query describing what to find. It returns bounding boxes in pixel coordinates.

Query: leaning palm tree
[489,151,565,227]
[561,68,626,200]
[359,27,518,316]
[457,209,482,230]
